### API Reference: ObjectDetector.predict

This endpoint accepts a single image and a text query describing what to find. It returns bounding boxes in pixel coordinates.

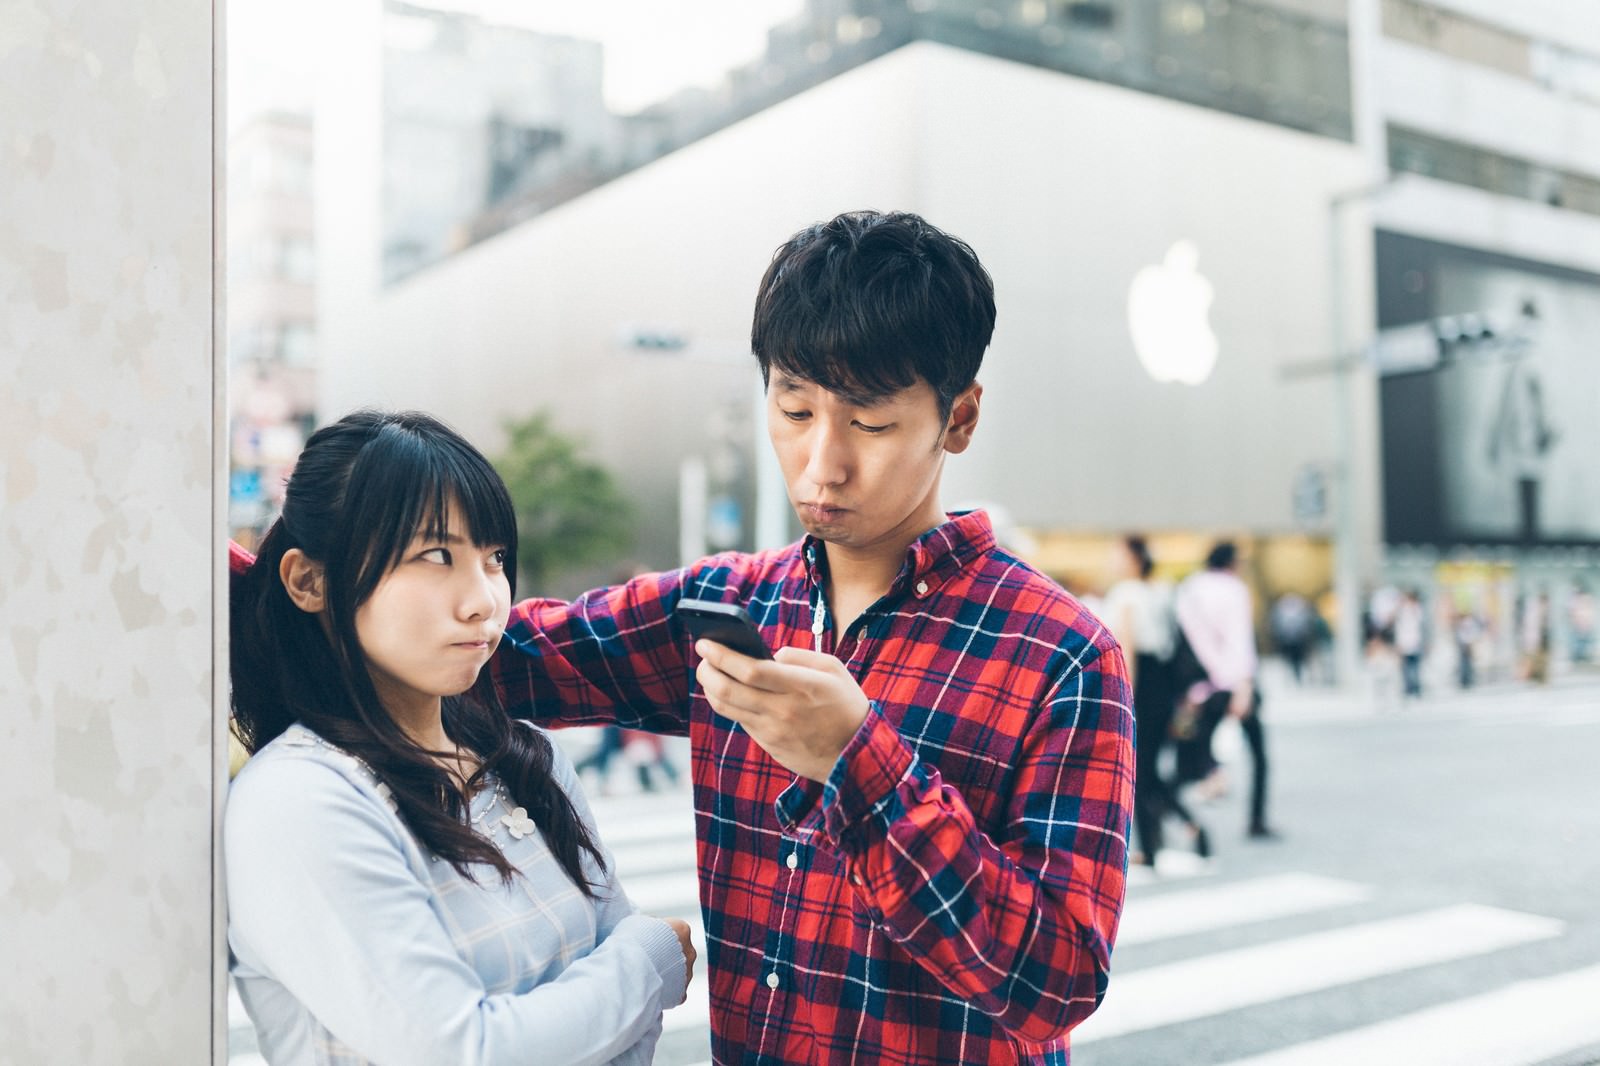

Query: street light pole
[1327,177,1400,689]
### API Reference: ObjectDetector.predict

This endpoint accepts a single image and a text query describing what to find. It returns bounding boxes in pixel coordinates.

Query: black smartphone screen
[676,598,773,659]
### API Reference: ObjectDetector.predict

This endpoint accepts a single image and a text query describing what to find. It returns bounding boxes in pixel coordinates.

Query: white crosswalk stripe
[612,837,701,878]
[1125,846,1216,887]
[1115,872,1372,946]
[1215,963,1600,1066]
[1075,902,1564,1045]
[621,869,702,913]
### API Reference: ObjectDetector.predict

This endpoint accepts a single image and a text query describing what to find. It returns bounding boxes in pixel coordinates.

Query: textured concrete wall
[0,1,220,1062]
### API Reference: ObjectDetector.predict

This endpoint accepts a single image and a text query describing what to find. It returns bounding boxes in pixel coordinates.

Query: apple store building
[311,10,1598,674]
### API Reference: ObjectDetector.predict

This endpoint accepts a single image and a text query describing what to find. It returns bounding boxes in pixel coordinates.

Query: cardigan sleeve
[545,729,690,1001]
[224,755,687,1065]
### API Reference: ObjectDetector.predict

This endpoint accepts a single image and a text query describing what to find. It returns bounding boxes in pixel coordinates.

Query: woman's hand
[664,917,696,1000]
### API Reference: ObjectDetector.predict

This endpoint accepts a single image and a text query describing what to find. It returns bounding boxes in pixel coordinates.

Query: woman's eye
[420,547,451,565]
[488,549,508,568]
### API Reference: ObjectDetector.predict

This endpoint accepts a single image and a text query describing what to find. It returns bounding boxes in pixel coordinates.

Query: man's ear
[942,382,982,455]
[279,548,328,614]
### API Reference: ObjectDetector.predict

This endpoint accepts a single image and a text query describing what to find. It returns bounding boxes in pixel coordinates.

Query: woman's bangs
[337,417,518,600]
[438,441,517,555]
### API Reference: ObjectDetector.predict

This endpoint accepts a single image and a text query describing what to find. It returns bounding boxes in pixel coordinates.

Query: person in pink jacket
[1174,541,1279,841]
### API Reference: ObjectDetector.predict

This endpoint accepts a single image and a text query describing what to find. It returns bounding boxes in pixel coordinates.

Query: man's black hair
[1206,541,1238,571]
[750,210,996,421]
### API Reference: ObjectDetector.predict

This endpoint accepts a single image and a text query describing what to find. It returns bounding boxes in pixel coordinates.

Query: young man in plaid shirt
[489,210,1135,1064]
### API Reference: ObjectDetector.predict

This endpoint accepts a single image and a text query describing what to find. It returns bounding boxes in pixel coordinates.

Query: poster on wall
[1376,231,1600,548]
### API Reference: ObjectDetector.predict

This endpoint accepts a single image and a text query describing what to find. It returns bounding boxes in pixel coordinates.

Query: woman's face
[353,499,512,721]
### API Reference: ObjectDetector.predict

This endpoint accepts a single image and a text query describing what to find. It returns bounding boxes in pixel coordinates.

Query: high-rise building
[227,110,318,544]
[1359,0,1600,667]
[382,1,613,282]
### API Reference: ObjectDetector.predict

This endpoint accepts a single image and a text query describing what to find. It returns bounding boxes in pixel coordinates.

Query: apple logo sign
[1127,240,1218,386]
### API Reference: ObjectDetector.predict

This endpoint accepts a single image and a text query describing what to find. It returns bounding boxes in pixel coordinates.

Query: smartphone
[676,598,773,660]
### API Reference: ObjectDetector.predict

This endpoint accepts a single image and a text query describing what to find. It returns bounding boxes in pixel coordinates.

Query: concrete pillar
[0,1,222,1062]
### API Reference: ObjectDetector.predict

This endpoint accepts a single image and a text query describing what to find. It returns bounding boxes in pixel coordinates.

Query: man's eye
[854,422,889,434]
[780,408,809,421]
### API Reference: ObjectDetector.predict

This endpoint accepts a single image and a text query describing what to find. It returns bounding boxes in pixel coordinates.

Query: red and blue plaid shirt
[491,510,1134,1064]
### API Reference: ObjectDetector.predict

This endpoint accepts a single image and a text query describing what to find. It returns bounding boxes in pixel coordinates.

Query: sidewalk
[1261,661,1600,725]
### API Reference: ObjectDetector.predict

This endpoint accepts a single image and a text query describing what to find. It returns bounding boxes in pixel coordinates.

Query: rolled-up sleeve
[804,645,1134,1044]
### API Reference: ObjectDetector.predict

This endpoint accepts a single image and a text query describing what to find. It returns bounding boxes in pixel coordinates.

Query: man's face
[766,370,979,555]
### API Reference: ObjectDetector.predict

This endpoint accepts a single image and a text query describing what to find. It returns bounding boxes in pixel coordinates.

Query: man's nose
[803,421,850,487]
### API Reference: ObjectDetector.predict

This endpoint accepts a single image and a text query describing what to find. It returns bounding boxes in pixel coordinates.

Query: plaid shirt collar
[799,508,999,602]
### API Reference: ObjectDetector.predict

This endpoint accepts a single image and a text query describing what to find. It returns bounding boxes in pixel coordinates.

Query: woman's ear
[279,548,328,613]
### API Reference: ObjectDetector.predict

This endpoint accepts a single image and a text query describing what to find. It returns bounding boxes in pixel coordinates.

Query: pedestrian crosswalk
[1074,857,1595,1065]
[1075,902,1563,1045]
[227,789,1599,1066]
[1216,964,1600,1066]
[1114,873,1373,945]
[596,794,1600,1066]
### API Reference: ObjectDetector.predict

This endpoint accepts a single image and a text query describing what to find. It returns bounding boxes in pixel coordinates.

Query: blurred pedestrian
[1311,593,1337,685]
[1269,592,1315,685]
[574,723,625,794]
[1364,584,1403,708]
[1519,591,1552,684]
[622,729,681,792]
[1175,542,1277,840]
[1394,588,1427,700]
[1570,583,1596,665]
[1103,536,1210,867]
[1454,607,1482,689]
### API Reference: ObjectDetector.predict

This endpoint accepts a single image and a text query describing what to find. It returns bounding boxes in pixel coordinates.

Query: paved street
[230,676,1600,1065]
[1076,673,1600,1066]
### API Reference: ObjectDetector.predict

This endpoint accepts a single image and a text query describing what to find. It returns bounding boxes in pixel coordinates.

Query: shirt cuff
[774,777,824,834]
[818,701,920,852]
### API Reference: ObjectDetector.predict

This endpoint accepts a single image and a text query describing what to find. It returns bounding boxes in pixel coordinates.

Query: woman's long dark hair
[231,409,605,892]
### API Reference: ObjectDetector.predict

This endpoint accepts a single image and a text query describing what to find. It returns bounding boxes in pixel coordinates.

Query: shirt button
[766,972,780,990]
[851,872,863,886]
[915,580,929,596]
[786,852,799,870]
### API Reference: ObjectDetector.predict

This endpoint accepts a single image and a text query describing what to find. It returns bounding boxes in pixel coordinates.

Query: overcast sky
[228,0,803,127]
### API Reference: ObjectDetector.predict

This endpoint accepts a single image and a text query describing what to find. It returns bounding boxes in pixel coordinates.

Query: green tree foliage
[493,411,633,591]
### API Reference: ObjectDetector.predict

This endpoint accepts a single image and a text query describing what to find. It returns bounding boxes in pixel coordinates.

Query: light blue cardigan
[224,723,688,1065]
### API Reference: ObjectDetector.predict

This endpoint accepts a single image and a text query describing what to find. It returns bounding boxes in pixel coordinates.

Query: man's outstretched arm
[489,570,696,735]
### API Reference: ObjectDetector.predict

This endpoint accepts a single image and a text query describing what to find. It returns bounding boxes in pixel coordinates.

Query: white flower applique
[501,806,536,840]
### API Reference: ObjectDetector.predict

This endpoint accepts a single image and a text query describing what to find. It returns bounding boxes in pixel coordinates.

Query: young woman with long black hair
[226,409,693,1065]
[1103,535,1210,867]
